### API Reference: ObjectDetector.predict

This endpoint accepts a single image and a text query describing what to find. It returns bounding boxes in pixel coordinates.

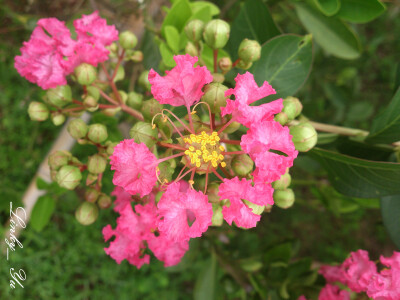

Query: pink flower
[147,234,189,267]
[221,72,283,127]
[157,182,213,242]
[218,177,274,228]
[319,265,346,284]
[318,284,350,300]
[380,252,400,269]
[111,186,133,213]
[110,139,158,197]
[241,120,298,183]
[148,54,213,107]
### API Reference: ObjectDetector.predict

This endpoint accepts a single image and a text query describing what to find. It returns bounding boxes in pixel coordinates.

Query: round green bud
[48,150,71,170]
[111,90,128,104]
[238,39,261,63]
[202,83,228,113]
[203,19,230,49]
[289,122,317,152]
[56,165,82,190]
[28,101,49,121]
[86,173,98,186]
[185,19,204,42]
[119,31,138,49]
[272,172,291,190]
[51,112,66,126]
[67,119,88,139]
[74,63,97,86]
[106,141,119,156]
[83,95,99,112]
[86,86,100,101]
[129,121,158,148]
[75,202,98,225]
[98,194,112,209]
[212,73,225,83]
[138,70,151,91]
[274,112,289,126]
[236,60,253,70]
[211,203,223,226]
[274,189,295,209]
[142,98,162,121]
[243,199,264,215]
[87,154,107,174]
[130,50,143,62]
[219,120,241,134]
[103,107,122,116]
[88,124,108,144]
[218,57,232,73]
[282,96,303,120]
[85,188,99,203]
[50,169,58,182]
[113,66,125,83]
[127,91,143,110]
[231,154,254,177]
[206,182,220,203]
[46,85,72,107]
[185,41,198,57]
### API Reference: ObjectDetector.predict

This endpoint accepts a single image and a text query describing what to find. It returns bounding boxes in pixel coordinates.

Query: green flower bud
[129,121,158,148]
[130,50,143,62]
[75,202,98,225]
[75,63,97,86]
[50,169,58,182]
[48,150,71,170]
[207,182,220,203]
[86,86,100,101]
[67,119,88,139]
[142,98,162,121]
[211,203,223,226]
[83,95,99,112]
[201,83,228,113]
[46,85,72,107]
[87,154,107,174]
[107,42,118,54]
[98,194,112,209]
[282,96,303,120]
[218,120,241,134]
[56,165,82,190]
[106,141,118,156]
[238,39,261,63]
[85,188,99,203]
[51,112,66,126]
[212,73,225,83]
[289,122,317,152]
[185,41,198,57]
[236,60,253,70]
[274,112,289,126]
[274,189,295,209]
[203,19,230,49]
[103,107,122,116]
[127,91,143,110]
[185,19,204,42]
[231,154,254,177]
[119,31,138,49]
[138,70,151,91]
[113,66,125,83]
[111,90,128,104]
[86,173,98,186]
[243,199,264,215]
[88,124,108,144]
[272,172,291,190]
[28,101,49,121]
[218,57,232,73]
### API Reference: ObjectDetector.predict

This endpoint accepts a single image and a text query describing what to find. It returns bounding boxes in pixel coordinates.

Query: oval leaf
[164,25,180,53]
[337,0,386,24]
[30,195,55,232]
[194,251,216,300]
[295,3,362,60]
[313,0,341,16]
[381,195,400,249]
[250,34,313,98]
[161,0,192,36]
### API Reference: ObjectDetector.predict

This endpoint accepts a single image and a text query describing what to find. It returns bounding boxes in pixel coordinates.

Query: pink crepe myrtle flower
[221,72,283,128]
[157,182,213,242]
[319,265,346,284]
[148,54,213,107]
[318,284,350,300]
[218,177,274,228]
[147,235,189,267]
[111,186,133,213]
[110,139,158,197]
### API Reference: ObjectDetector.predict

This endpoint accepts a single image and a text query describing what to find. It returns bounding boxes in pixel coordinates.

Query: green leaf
[309,147,400,198]
[295,3,362,59]
[194,251,216,300]
[264,242,293,265]
[142,30,162,72]
[164,25,180,53]
[159,42,175,68]
[161,0,192,37]
[189,5,212,23]
[381,195,400,249]
[36,177,50,190]
[30,195,55,232]
[250,34,313,98]
[191,1,219,17]
[313,0,341,16]
[337,0,386,24]
[227,0,280,60]
[366,87,400,144]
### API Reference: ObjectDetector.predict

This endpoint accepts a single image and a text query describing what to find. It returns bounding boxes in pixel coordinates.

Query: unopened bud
[106,141,118,156]
[243,199,264,215]
[129,121,158,148]
[75,202,98,225]
[185,19,204,42]
[218,57,232,73]
[219,120,241,134]
[238,39,261,63]
[111,90,128,104]
[98,194,112,209]
[86,86,100,101]
[211,203,223,226]
[113,66,125,83]
[274,189,295,209]
[102,107,122,116]
[46,85,72,107]
[130,50,143,62]
[207,182,220,203]
[28,101,49,121]
[48,150,71,170]
[185,41,198,56]
[272,172,291,190]
[142,99,162,121]
[283,96,303,120]
[236,60,253,70]
[289,122,317,152]
[119,31,138,49]
[202,83,228,113]
[85,188,99,203]
[231,154,254,177]
[212,73,225,83]
[274,112,289,126]
[56,165,82,190]
[88,154,107,174]
[107,42,118,53]
[51,112,66,126]
[83,95,99,112]
[75,63,97,86]
[127,91,143,110]
[67,119,88,139]
[138,70,151,91]
[88,124,108,143]
[203,19,230,49]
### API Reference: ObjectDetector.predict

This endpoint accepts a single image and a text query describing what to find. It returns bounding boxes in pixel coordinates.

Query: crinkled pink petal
[222,200,261,229]
[319,265,346,284]
[148,54,213,107]
[147,234,189,267]
[380,252,400,269]
[241,120,298,183]
[367,268,400,300]
[318,284,350,300]
[110,139,158,197]
[111,186,133,213]
[157,182,213,242]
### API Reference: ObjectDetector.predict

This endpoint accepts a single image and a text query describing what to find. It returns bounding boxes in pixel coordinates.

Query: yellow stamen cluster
[184,131,226,169]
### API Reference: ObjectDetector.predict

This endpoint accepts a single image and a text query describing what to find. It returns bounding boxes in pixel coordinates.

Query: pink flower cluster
[14,11,118,89]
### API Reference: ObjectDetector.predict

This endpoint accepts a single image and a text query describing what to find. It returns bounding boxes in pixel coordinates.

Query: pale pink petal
[111,186,133,213]
[319,265,346,284]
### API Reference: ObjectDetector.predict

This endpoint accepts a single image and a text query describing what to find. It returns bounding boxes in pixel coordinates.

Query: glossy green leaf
[159,42,175,67]
[295,3,362,59]
[189,5,212,23]
[313,0,341,16]
[30,195,55,232]
[381,195,400,249]
[164,25,180,53]
[191,1,219,17]
[309,148,400,198]
[194,251,216,300]
[250,34,313,98]
[161,0,192,36]
[227,0,280,60]
[366,87,400,144]
[337,0,386,24]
